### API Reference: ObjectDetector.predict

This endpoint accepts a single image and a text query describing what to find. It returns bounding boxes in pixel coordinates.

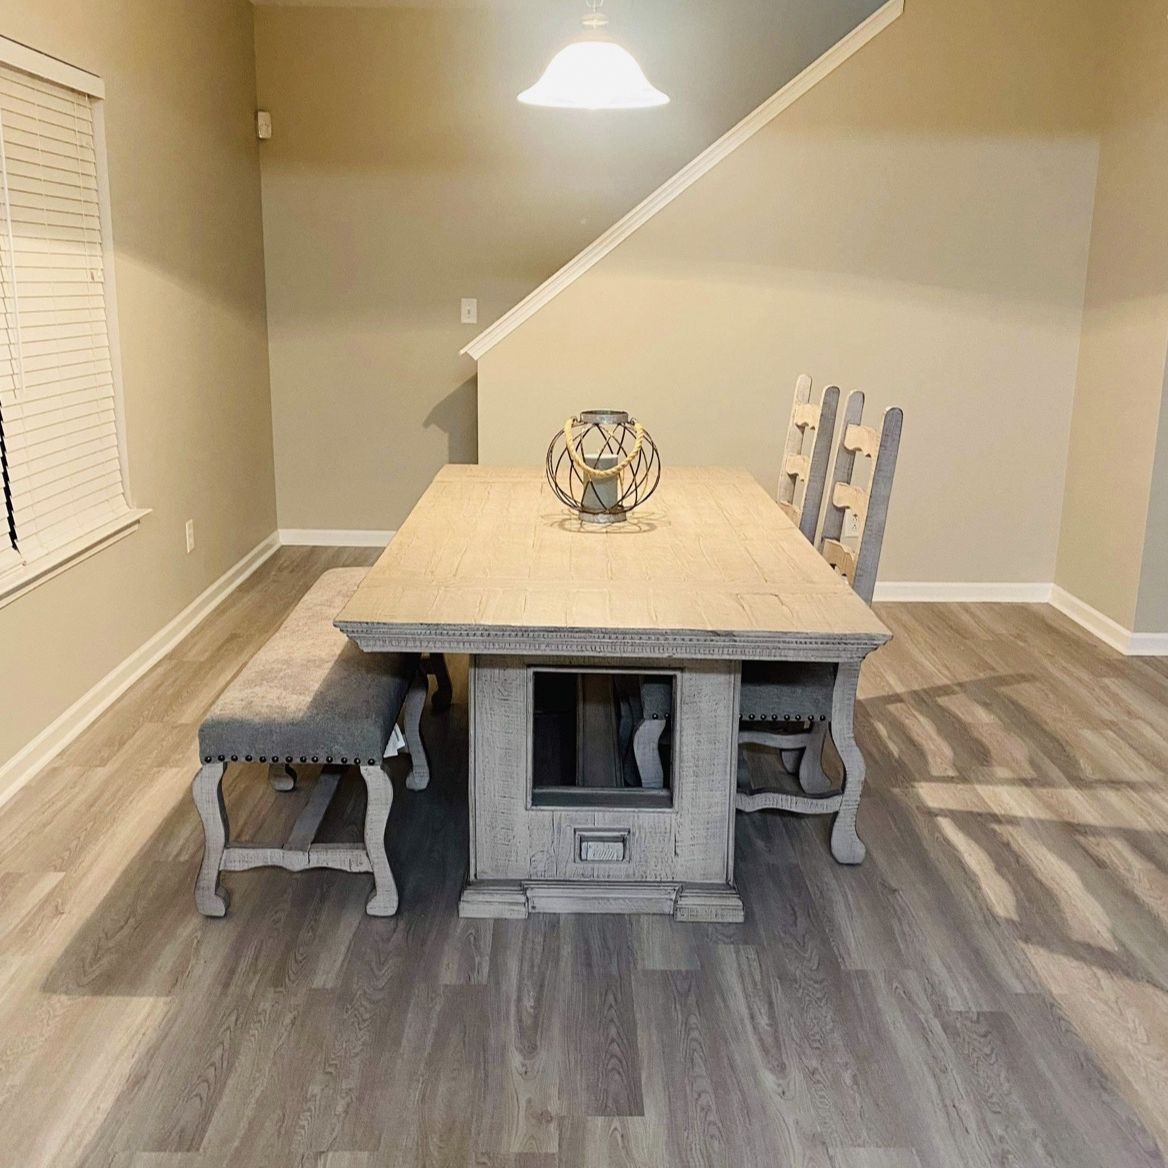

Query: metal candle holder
[545,409,661,524]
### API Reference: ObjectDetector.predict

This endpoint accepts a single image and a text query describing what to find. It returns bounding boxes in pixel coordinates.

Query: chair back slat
[831,480,869,523]
[791,401,820,428]
[777,376,840,543]
[777,499,801,526]
[843,423,881,460]
[784,452,811,481]
[821,538,858,585]
[819,390,903,604]
[819,391,865,548]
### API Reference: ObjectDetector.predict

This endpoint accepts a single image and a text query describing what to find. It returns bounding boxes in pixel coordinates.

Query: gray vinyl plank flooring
[0,549,1164,1166]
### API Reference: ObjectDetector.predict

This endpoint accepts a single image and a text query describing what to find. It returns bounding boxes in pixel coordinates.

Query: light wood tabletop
[337,465,890,661]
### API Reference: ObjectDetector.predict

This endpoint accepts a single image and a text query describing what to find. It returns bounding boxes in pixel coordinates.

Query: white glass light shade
[518,38,669,110]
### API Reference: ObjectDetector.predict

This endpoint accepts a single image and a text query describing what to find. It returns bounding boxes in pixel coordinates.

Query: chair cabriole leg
[268,762,296,792]
[425,652,453,712]
[633,718,667,789]
[401,671,431,792]
[828,662,867,864]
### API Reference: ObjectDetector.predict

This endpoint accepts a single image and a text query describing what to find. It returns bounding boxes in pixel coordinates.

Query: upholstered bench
[192,567,429,918]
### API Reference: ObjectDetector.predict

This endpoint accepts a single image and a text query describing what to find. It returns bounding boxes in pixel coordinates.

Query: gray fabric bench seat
[199,568,414,767]
[192,567,432,919]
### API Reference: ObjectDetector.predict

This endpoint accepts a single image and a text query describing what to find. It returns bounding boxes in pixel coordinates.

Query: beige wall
[1055,0,1168,633]
[477,0,1102,587]
[1137,405,1168,632]
[0,0,276,774]
[253,0,884,532]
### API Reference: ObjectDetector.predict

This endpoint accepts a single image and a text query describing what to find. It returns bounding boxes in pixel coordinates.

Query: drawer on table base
[575,829,629,864]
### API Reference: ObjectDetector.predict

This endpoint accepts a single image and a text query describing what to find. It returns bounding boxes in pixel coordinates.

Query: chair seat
[739,660,835,722]
[199,567,416,765]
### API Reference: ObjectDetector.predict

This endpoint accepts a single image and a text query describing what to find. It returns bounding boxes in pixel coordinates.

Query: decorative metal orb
[546,409,661,524]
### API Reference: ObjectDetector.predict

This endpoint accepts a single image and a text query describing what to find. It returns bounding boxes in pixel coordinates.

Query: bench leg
[423,652,453,712]
[192,762,230,917]
[268,762,296,792]
[402,672,432,792]
[360,764,399,916]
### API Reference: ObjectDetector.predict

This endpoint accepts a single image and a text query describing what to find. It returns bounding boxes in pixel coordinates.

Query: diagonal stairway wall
[471,0,1103,593]
[255,0,888,534]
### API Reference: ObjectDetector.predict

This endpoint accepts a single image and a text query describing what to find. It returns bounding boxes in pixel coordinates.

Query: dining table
[336,464,890,922]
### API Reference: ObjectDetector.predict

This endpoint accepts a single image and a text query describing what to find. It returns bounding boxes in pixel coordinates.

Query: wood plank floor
[1,546,1165,1167]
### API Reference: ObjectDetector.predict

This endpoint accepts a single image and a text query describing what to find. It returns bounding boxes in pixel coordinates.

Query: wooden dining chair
[626,377,841,789]
[818,391,904,604]
[777,375,840,543]
[738,391,903,803]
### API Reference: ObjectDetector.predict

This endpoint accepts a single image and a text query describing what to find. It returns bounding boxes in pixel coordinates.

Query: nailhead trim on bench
[204,750,387,765]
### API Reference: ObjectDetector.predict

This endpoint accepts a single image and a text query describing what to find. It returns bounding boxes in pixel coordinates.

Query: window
[0,39,140,601]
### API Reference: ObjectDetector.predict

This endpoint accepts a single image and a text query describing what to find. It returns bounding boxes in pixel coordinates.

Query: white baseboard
[873,582,1054,603]
[1049,585,1168,657]
[0,531,280,809]
[1131,633,1168,655]
[279,528,395,548]
[877,581,1166,655]
[2,545,1159,811]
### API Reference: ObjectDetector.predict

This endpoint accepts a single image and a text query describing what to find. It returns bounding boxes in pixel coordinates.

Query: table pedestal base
[459,879,744,922]
[465,654,742,920]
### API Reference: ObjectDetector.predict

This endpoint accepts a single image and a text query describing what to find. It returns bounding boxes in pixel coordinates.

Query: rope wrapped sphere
[546,410,661,524]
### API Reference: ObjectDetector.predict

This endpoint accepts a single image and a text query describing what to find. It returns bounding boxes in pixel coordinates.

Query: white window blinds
[0,206,20,576]
[0,60,128,570]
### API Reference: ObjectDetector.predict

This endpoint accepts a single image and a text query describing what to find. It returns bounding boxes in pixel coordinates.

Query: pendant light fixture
[518,0,670,111]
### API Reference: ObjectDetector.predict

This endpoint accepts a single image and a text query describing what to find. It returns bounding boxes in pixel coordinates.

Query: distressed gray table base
[460,654,742,920]
[459,880,744,922]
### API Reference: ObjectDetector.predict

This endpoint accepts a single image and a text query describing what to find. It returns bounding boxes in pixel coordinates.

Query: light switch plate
[460,297,478,325]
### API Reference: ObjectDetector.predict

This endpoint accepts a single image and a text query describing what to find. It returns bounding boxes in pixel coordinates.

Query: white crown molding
[279,528,395,547]
[1049,585,1168,657]
[461,0,904,361]
[873,582,1053,604]
[0,532,280,809]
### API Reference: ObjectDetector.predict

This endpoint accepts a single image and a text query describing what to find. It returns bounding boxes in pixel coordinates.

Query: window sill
[0,508,151,609]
